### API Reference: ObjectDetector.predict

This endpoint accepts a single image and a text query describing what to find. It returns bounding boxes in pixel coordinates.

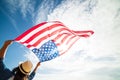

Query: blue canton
[32,40,59,62]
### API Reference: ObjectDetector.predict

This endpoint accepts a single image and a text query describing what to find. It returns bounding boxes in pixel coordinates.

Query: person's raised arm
[0,40,13,59]
[28,62,41,80]
[33,62,40,73]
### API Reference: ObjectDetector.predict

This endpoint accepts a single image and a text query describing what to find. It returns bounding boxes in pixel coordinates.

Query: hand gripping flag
[15,21,94,62]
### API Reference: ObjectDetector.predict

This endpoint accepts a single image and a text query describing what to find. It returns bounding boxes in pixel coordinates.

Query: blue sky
[0,0,120,80]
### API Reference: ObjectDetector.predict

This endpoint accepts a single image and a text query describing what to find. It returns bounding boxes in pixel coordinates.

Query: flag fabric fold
[15,21,94,62]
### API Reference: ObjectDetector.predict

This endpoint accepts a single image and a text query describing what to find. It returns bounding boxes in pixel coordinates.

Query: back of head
[12,67,28,80]
[19,60,33,75]
[12,60,33,80]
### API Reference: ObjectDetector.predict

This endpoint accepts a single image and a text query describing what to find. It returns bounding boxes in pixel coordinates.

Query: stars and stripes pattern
[15,21,94,62]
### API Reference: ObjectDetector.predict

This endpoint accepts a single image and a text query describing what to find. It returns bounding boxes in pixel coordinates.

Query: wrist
[4,40,13,46]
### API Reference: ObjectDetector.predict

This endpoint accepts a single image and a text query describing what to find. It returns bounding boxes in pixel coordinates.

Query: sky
[0,0,120,80]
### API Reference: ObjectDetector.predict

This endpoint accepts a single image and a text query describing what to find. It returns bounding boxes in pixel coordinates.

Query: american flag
[15,21,94,62]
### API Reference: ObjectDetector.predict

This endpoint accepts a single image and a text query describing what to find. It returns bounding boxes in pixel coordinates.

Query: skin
[0,40,41,80]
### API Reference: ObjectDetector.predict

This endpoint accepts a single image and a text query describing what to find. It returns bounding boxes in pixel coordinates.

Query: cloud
[0,6,19,33]
[33,0,59,24]
[33,0,53,24]
[9,0,120,80]
[30,0,120,80]
[6,0,35,18]
[19,0,34,18]
[0,0,35,34]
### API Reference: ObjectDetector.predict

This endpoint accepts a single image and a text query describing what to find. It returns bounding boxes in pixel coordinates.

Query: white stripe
[49,25,65,35]
[36,38,50,48]
[29,25,71,49]
[28,25,65,47]
[59,36,79,54]
[56,35,74,50]
[22,43,28,46]
[19,22,57,42]
[55,34,69,44]
[29,46,35,50]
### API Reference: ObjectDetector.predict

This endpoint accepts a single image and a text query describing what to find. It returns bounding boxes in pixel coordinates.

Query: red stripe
[60,37,80,55]
[15,22,47,40]
[77,34,90,37]
[72,30,94,37]
[73,30,94,35]
[66,35,76,45]
[27,44,32,48]
[54,33,71,42]
[55,34,72,46]
[52,28,74,42]
[53,28,92,43]
[56,35,76,47]
[23,23,65,44]
[23,26,49,43]
[51,28,93,38]
[15,21,94,56]
[32,28,72,47]
[26,24,65,48]
[27,35,48,48]
[30,27,92,48]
